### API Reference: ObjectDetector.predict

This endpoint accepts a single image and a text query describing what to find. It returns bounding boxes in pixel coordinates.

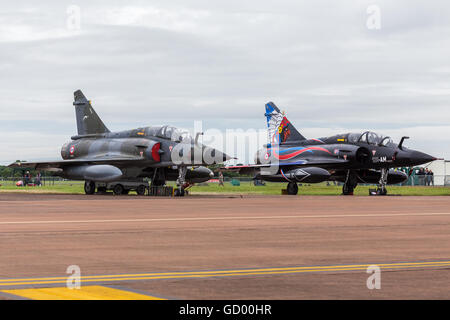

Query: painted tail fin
[73,90,110,135]
[264,102,306,145]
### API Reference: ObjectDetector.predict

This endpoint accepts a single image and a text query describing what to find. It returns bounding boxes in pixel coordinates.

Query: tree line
[0,165,49,178]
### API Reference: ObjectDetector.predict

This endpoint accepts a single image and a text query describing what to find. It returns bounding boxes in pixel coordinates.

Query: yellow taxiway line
[1,285,164,300]
[0,261,448,287]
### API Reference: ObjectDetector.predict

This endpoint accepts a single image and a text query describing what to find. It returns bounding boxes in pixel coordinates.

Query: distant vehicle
[225,102,437,195]
[9,90,231,196]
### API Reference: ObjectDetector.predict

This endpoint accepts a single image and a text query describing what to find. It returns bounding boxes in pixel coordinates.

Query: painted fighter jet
[9,90,231,196]
[226,102,437,195]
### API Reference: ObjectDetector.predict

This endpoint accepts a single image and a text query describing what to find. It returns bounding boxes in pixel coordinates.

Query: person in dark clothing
[218,171,224,187]
[429,169,434,186]
[35,172,41,187]
[425,168,430,186]
[24,171,31,186]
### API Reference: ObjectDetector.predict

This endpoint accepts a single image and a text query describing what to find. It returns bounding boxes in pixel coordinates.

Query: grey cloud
[0,0,449,164]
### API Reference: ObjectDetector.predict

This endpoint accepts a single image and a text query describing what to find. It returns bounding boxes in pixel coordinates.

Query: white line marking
[0,212,449,225]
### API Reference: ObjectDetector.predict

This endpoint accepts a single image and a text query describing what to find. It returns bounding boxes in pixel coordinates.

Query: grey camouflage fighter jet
[225,102,438,195]
[9,90,231,196]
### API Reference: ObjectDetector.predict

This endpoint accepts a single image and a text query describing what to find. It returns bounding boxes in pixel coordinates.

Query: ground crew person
[219,171,225,187]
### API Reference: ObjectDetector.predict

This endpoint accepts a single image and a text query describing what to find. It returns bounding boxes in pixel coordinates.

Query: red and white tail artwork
[264,102,306,146]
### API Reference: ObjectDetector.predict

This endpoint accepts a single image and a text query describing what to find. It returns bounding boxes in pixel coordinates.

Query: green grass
[0,180,85,194]
[1,180,449,196]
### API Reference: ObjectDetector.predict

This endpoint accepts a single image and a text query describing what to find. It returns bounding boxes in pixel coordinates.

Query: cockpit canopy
[147,125,192,142]
[348,131,394,147]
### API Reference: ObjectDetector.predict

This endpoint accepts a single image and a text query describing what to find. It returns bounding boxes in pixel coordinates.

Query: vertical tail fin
[73,90,110,135]
[264,102,306,145]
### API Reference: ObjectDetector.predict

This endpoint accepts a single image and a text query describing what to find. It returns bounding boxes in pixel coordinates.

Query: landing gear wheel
[136,185,147,196]
[342,183,356,195]
[174,188,185,197]
[84,181,96,195]
[113,184,124,196]
[287,182,298,195]
[377,187,387,195]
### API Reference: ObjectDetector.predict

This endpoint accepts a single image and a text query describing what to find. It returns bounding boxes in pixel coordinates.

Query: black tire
[342,183,354,195]
[377,187,387,195]
[113,184,124,195]
[136,185,147,196]
[287,182,298,195]
[84,181,96,195]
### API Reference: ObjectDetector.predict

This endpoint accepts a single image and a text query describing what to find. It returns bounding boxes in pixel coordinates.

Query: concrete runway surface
[0,193,448,299]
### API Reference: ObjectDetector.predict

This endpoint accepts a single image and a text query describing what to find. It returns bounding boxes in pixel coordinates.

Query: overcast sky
[1,0,449,165]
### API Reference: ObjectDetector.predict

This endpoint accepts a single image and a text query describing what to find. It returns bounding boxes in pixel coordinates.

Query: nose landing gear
[175,166,187,197]
[375,168,388,195]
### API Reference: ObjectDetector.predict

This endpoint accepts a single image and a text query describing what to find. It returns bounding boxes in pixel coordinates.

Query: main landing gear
[287,182,298,195]
[342,171,358,195]
[151,168,166,187]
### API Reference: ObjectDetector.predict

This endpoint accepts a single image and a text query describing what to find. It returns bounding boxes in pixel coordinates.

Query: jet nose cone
[222,152,235,162]
[409,151,436,166]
